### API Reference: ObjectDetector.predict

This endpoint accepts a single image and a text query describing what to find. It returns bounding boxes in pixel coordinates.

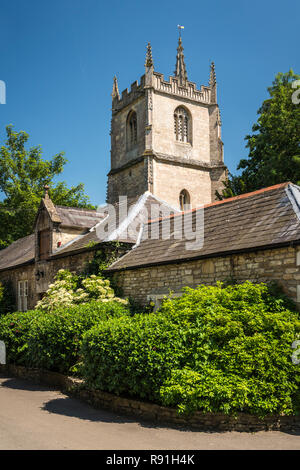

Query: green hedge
[0,300,130,374]
[81,313,190,399]
[0,310,41,364]
[81,282,300,416]
[1,281,300,416]
[0,280,15,315]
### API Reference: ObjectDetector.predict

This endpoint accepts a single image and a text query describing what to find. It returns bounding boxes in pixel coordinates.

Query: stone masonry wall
[110,96,146,171]
[0,264,36,311]
[152,92,210,162]
[107,160,147,204]
[153,159,212,208]
[112,246,300,307]
[0,251,95,311]
[0,243,129,311]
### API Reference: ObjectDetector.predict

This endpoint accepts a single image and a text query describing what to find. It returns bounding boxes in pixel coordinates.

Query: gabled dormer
[34,185,62,261]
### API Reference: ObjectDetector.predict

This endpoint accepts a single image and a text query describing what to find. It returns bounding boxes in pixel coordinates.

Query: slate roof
[51,192,178,257]
[36,193,61,225]
[0,192,178,269]
[0,234,35,271]
[0,205,106,271]
[2,183,300,272]
[107,182,300,271]
[55,206,105,229]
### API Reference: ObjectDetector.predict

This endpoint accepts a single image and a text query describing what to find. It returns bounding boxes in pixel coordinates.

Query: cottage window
[18,280,28,312]
[174,107,191,143]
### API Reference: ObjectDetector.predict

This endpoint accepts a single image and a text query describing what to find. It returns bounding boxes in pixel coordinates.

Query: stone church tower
[107,38,227,209]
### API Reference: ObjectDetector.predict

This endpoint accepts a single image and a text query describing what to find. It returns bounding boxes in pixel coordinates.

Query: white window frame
[18,280,28,312]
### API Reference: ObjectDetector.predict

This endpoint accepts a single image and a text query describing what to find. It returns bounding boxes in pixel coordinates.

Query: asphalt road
[0,374,300,450]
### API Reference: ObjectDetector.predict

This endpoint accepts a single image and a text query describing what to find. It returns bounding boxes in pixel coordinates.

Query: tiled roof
[0,234,35,271]
[107,183,300,271]
[55,206,104,229]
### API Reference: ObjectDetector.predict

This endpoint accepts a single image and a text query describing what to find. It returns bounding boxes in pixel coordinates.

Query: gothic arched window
[179,189,191,210]
[127,111,137,149]
[174,107,191,143]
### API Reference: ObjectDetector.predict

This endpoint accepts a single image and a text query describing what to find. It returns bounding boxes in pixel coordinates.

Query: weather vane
[177,25,184,37]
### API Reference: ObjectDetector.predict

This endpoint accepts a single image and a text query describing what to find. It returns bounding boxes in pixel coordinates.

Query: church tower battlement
[107,38,227,209]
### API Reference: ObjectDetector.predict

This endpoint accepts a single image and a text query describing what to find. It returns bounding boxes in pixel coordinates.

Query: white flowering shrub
[36,269,127,312]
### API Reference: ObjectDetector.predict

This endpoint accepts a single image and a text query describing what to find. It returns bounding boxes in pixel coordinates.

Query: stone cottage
[0,188,177,310]
[1,38,299,310]
[107,182,300,309]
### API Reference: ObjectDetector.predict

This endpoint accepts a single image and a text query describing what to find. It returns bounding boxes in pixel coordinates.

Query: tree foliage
[0,125,94,249]
[0,280,15,315]
[217,70,300,199]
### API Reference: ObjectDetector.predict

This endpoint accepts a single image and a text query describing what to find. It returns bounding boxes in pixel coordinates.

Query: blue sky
[0,0,299,205]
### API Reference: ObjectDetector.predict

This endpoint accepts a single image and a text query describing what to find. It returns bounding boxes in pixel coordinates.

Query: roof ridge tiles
[55,205,98,213]
[147,182,291,224]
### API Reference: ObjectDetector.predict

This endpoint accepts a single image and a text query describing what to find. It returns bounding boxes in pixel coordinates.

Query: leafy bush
[26,300,130,374]
[82,313,190,398]
[0,280,15,315]
[35,269,128,312]
[0,300,130,374]
[0,310,41,363]
[81,282,300,416]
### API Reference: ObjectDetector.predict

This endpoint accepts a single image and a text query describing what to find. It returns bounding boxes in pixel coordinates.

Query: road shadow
[42,396,196,432]
[42,397,137,425]
[3,373,299,436]
[280,428,300,436]
[0,376,58,392]
[0,374,186,431]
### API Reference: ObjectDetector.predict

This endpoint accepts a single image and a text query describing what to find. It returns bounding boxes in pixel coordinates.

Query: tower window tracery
[174,107,191,143]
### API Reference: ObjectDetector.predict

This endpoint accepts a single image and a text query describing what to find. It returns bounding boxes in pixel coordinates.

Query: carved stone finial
[145,42,154,68]
[209,61,216,88]
[209,61,217,103]
[111,75,120,100]
[174,36,188,86]
[44,184,50,198]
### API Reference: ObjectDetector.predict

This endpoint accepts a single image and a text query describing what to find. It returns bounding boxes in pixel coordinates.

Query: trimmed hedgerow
[25,300,130,374]
[81,313,190,398]
[0,310,42,364]
[0,280,15,315]
[81,282,300,416]
[0,300,130,374]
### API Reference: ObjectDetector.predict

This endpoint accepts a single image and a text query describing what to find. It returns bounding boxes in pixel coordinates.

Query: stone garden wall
[112,245,300,308]
[1,364,300,432]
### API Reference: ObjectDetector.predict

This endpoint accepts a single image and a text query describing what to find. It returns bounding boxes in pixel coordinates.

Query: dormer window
[174,107,191,143]
[127,111,137,149]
